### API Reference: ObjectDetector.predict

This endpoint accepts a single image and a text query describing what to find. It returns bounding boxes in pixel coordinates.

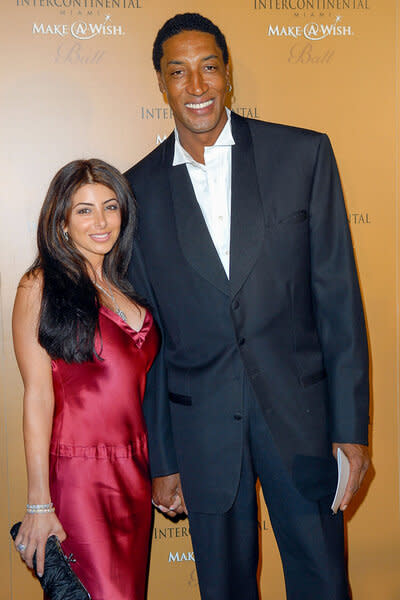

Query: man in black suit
[125,13,370,600]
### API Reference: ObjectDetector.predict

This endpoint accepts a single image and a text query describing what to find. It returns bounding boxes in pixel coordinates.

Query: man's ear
[225,64,231,86]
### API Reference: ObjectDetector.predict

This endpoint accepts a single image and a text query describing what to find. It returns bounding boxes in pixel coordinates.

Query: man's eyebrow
[166,55,219,66]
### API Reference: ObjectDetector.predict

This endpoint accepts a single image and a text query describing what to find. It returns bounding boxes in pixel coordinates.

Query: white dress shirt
[173,109,235,278]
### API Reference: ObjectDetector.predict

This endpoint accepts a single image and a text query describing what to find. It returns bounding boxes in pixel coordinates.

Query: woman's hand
[14,512,67,577]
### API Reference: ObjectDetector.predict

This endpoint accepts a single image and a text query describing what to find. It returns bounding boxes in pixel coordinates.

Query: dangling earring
[63,230,69,241]
[227,82,232,93]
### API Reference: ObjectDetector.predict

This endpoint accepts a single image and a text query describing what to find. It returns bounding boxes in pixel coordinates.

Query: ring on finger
[17,543,26,553]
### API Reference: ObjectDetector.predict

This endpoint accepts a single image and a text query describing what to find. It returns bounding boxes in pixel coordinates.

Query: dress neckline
[99,305,152,348]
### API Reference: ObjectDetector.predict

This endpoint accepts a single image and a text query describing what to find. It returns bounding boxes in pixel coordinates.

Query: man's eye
[204,65,217,71]
[171,70,183,77]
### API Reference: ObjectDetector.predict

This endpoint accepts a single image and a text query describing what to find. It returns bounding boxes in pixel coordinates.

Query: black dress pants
[188,377,350,600]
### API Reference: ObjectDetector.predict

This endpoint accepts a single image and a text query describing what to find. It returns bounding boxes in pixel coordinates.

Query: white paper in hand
[331,448,350,514]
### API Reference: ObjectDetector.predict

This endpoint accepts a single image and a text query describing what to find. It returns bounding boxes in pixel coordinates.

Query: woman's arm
[12,271,66,576]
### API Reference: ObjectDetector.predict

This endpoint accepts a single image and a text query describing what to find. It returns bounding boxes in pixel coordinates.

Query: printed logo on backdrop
[153,521,270,542]
[169,551,195,563]
[21,0,143,63]
[268,15,353,39]
[33,15,125,38]
[153,525,190,540]
[259,519,270,532]
[31,14,128,65]
[156,134,168,145]
[260,0,372,63]
[253,0,369,13]
[266,15,359,65]
[347,211,371,225]
[17,0,141,9]
[169,552,199,591]
[152,522,269,590]
[153,524,198,589]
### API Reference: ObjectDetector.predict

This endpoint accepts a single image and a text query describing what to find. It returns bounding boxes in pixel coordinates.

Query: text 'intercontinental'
[17,0,140,8]
[254,0,369,8]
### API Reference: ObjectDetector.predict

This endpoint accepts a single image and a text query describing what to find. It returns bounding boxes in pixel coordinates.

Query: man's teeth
[186,100,213,109]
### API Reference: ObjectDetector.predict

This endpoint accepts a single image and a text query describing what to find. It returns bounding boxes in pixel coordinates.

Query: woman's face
[64,183,121,266]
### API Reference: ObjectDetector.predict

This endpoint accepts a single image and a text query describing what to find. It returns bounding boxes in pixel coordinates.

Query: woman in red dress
[12,159,160,599]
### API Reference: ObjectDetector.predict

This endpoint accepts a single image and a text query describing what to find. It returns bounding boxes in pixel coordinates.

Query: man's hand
[152,473,188,517]
[332,443,370,511]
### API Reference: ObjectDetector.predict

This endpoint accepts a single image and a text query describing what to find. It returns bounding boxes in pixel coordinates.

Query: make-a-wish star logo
[268,16,354,41]
[33,15,126,39]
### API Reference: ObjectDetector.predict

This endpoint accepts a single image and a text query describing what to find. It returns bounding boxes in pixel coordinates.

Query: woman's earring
[63,230,69,241]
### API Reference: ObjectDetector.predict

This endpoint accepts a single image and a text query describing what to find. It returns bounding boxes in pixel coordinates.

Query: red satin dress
[48,306,159,600]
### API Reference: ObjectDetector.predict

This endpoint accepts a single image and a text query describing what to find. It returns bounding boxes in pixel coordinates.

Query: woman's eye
[106,204,119,211]
[77,208,90,214]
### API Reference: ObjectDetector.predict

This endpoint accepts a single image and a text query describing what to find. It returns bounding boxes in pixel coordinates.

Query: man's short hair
[152,13,229,72]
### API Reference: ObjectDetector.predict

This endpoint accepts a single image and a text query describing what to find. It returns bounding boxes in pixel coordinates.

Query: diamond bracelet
[26,502,55,514]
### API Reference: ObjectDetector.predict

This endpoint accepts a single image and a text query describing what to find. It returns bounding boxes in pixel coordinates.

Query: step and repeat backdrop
[1,1,399,598]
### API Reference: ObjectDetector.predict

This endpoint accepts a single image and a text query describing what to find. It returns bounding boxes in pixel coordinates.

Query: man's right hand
[152,473,188,517]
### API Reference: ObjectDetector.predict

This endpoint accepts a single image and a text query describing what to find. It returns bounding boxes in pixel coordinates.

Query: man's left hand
[332,443,370,511]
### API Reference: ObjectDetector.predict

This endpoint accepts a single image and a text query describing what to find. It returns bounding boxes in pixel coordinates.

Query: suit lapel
[166,113,265,299]
[168,150,230,296]
[230,113,265,298]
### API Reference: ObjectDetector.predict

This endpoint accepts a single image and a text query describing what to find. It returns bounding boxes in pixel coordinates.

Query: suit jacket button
[232,300,240,310]
[238,337,245,346]
[234,413,242,421]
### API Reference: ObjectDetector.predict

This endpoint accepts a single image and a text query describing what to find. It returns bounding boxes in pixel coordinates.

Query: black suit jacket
[125,112,369,513]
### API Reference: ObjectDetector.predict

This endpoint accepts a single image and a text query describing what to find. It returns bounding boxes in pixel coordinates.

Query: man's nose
[187,70,208,95]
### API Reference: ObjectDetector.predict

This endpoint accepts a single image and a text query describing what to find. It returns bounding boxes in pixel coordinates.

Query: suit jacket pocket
[278,209,308,225]
[300,369,327,388]
[168,392,192,406]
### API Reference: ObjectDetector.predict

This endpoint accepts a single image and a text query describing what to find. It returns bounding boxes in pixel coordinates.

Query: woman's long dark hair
[28,158,139,363]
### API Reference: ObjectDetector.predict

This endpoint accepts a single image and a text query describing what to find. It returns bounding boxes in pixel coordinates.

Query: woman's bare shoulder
[15,268,44,314]
[13,267,53,383]
[19,267,43,288]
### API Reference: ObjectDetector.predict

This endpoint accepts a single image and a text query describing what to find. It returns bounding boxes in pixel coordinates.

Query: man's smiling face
[157,30,229,148]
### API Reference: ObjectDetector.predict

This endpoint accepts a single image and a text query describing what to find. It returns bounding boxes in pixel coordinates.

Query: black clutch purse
[10,522,91,599]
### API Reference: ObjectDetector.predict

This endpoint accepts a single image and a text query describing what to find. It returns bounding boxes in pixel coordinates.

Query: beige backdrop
[1,1,399,598]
